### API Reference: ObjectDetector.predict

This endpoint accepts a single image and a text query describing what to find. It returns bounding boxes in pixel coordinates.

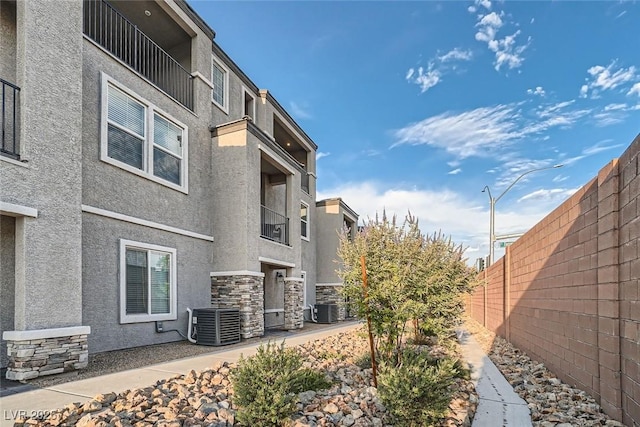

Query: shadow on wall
[466,133,640,427]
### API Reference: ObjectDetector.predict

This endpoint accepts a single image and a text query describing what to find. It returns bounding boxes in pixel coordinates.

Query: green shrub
[231,341,331,426]
[378,348,463,427]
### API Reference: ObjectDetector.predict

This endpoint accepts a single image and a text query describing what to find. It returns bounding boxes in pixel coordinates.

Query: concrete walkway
[0,322,360,427]
[457,329,532,427]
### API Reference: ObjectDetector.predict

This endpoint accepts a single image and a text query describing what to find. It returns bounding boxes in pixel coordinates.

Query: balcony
[1,78,20,160]
[261,205,289,246]
[83,0,194,110]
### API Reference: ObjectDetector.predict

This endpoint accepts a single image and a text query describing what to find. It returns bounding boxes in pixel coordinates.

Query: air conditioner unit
[315,304,338,324]
[192,308,241,346]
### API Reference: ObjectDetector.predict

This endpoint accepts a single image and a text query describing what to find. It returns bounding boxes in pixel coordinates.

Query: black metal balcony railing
[1,78,20,160]
[301,170,310,194]
[83,0,194,110]
[261,205,290,245]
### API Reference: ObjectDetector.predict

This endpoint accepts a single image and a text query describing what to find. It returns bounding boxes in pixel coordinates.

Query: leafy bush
[378,348,464,427]
[231,341,331,426]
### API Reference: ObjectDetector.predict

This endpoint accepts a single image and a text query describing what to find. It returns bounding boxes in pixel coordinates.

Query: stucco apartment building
[0,0,355,381]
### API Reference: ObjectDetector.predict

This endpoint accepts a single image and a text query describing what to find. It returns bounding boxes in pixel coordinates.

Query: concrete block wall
[485,257,505,337]
[467,134,640,426]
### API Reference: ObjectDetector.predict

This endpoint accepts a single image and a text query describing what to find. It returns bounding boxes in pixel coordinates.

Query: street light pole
[482,164,563,265]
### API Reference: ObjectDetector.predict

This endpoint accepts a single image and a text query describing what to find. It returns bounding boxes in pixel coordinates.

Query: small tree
[337,212,477,366]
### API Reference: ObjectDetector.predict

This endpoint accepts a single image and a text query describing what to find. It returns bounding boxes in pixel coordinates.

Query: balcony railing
[83,0,194,110]
[1,78,20,160]
[301,170,310,194]
[261,205,289,245]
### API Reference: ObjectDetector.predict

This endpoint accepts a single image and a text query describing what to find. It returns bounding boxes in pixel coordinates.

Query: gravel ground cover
[17,326,477,426]
[464,317,626,427]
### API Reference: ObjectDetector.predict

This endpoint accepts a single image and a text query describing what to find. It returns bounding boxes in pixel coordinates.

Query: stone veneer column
[316,284,346,321]
[211,272,264,339]
[3,326,89,381]
[284,277,304,330]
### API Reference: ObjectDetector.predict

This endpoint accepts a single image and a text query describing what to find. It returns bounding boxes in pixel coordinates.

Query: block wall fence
[467,134,640,426]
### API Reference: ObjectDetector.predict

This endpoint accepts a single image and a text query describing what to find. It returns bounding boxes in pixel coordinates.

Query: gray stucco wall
[0,215,16,367]
[82,213,213,353]
[0,1,84,331]
[81,42,214,237]
[0,0,16,82]
[316,204,343,284]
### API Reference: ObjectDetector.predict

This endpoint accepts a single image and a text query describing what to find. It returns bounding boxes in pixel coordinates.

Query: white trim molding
[0,156,29,168]
[0,202,38,218]
[211,270,265,277]
[258,256,295,268]
[258,143,296,175]
[191,71,214,90]
[264,308,285,314]
[82,205,214,242]
[3,326,91,341]
[283,277,304,283]
[316,282,345,287]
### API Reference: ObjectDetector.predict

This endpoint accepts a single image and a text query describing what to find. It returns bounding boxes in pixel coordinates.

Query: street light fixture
[482,164,563,265]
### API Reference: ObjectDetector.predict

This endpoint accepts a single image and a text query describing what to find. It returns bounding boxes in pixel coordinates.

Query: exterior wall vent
[315,304,339,324]
[192,308,241,346]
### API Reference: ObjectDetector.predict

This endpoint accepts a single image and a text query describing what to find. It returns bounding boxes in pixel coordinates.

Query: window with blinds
[120,239,177,324]
[102,75,187,192]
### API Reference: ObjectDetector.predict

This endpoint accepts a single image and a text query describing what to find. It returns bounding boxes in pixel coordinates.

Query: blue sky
[190,0,640,262]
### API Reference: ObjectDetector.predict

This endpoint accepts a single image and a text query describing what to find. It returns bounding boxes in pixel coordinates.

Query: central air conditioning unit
[192,308,241,346]
[315,304,338,324]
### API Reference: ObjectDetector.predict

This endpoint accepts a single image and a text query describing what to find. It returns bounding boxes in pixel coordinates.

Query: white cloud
[392,101,589,159]
[407,47,474,93]
[628,82,640,96]
[558,139,623,166]
[517,188,579,203]
[472,8,530,71]
[439,48,473,63]
[316,152,331,160]
[475,12,503,43]
[582,139,624,155]
[580,60,637,98]
[476,0,492,10]
[317,181,564,262]
[289,101,312,119]
[593,103,636,127]
[448,168,462,175]
[552,175,569,183]
[406,65,441,93]
[527,86,546,97]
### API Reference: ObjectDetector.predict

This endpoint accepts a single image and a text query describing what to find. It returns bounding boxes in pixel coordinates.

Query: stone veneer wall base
[211,274,264,339]
[316,285,347,321]
[3,326,90,381]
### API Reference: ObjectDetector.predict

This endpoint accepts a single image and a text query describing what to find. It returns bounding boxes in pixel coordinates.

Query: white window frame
[300,201,310,241]
[242,86,256,120]
[119,239,178,324]
[101,73,189,194]
[211,55,229,114]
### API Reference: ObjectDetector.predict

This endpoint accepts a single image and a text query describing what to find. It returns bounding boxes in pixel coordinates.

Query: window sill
[101,156,188,194]
[0,155,29,168]
[120,313,177,324]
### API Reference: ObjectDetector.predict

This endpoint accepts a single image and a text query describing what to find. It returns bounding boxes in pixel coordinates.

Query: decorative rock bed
[16,328,477,426]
